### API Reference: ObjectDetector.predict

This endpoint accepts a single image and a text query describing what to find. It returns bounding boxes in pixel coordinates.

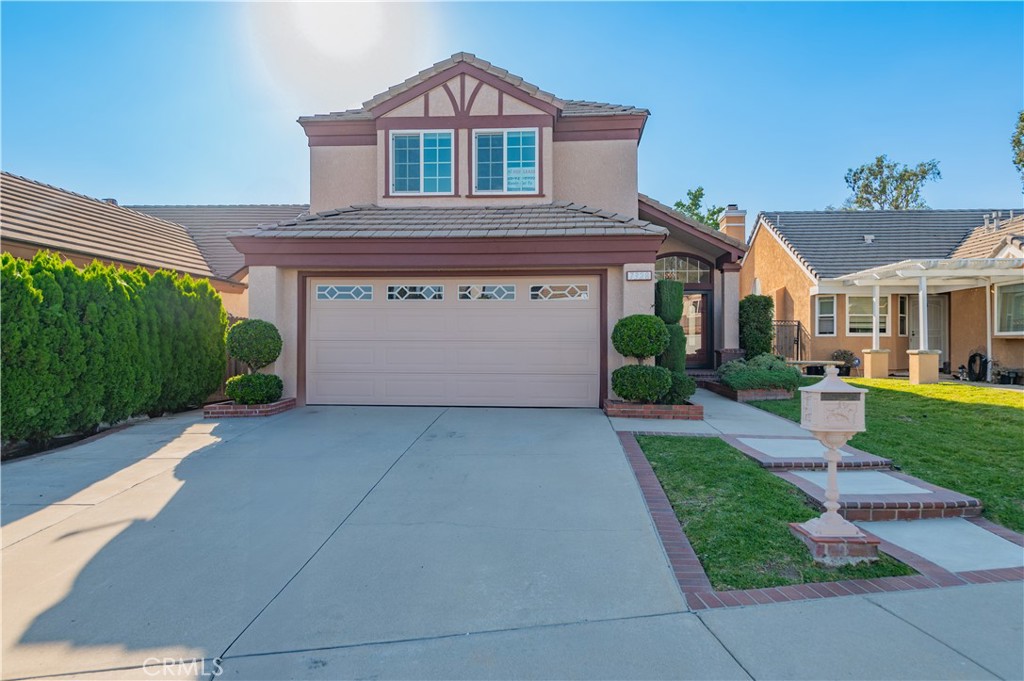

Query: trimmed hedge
[1,252,227,444]
[227,319,282,372]
[658,370,697,405]
[654,280,684,325]
[611,365,673,403]
[612,314,670,361]
[226,373,284,405]
[739,294,774,359]
[658,325,687,373]
[718,353,802,391]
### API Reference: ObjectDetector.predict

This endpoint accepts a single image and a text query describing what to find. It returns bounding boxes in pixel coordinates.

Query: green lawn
[638,435,915,591]
[750,379,1024,533]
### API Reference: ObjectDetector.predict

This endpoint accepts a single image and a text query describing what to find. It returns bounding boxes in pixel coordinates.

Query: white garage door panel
[307,276,600,407]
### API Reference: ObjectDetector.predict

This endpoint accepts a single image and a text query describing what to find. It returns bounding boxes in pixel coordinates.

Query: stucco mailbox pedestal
[789,366,880,565]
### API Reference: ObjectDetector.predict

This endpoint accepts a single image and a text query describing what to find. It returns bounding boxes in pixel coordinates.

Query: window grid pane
[458,284,516,301]
[530,284,589,301]
[422,132,452,193]
[316,284,373,301]
[505,131,537,192]
[393,134,421,192]
[655,256,710,284]
[387,285,444,301]
[476,133,504,191]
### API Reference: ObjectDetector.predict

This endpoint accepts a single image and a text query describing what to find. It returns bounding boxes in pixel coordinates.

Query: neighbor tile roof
[758,209,1016,279]
[298,53,647,123]
[950,213,1024,259]
[130,204,307,278]
[233,203,668,239]
[0,172,217,279]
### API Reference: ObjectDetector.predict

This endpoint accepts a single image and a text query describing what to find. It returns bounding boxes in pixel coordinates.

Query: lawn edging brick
[698,380,794,402]
[604,400,703,420]
[203,397,296,418]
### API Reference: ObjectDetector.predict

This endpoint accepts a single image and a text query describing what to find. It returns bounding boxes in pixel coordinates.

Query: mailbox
[799,366,866,434]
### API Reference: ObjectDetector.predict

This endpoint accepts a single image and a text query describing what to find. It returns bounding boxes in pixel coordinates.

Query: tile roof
[361,52,565,111]
[638,193,746,251]
[297,53,648,123]
[0,172,217,279]
[130,204,307,278]
[758,209,1017,279]
[232,203,668,239]
[950,213,1024,259]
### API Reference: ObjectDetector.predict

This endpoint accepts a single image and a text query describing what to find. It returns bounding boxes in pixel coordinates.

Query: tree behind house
[842,154,941,210]
[673,186,724,228]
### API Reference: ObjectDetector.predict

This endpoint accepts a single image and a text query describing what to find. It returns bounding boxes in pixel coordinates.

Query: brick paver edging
[204,398,297,418]
[604,401,704,420]
[620,432,1024,611]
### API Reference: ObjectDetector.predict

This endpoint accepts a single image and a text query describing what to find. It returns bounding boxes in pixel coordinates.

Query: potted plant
[831,349,858,377]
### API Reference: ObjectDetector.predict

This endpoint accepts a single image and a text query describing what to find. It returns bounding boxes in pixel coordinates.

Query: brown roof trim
[229,235,665,269]
[300,119,377,147]
[637,194,746,258]
[553,114,648,143]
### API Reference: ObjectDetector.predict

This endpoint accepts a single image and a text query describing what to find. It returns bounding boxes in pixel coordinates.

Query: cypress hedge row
[1,252,227,444]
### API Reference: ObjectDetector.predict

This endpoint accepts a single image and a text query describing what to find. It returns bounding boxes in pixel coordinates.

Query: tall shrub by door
[0,252,227,445]
[739,294,774,359]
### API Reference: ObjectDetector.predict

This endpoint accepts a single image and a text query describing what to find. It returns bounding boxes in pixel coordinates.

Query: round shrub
[611,364,672,403]
[225,373,284,405]
[654,279,684,325]
[227,319,282,372]
[657,371,697,405]
[612,314,670,361]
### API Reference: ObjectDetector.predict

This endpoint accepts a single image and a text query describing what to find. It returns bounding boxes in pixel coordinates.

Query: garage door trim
[296,269,608,407]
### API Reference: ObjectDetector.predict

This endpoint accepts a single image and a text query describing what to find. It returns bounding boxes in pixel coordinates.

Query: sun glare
[241,2,446,115]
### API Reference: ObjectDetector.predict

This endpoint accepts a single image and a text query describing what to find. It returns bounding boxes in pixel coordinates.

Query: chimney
[102,198,118,206]
[718,203,746,242]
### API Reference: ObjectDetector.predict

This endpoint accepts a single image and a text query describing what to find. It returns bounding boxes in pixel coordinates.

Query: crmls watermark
[142,657,223,677]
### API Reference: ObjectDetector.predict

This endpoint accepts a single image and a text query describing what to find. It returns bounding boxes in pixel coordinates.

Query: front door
[682,292,711,369]
[909,294,950,369]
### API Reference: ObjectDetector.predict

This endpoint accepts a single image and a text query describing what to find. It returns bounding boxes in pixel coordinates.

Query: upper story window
[473,129,538,194]
[391,131,453,195]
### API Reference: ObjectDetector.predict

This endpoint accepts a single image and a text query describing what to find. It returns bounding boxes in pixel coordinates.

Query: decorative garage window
[391,131,454,195]
[530,284,589,301]
[458,284,515,301]
[473,129,538,193]
[388,284,444,301]
[316,284,373,301]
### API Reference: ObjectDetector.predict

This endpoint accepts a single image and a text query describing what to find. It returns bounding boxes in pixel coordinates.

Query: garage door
[306,276,600,407]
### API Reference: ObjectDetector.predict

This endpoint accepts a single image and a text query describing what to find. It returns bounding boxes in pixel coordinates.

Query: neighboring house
[229,52,747,407]
[741,209,1023,382]
[0,172,248,316]
[130,204,308,313]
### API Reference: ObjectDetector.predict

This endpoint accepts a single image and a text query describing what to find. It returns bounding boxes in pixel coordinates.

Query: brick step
[723,436,893,471]
[775,469,982,521]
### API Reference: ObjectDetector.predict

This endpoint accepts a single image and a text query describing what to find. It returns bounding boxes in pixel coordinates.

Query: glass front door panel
[682,293,710,368]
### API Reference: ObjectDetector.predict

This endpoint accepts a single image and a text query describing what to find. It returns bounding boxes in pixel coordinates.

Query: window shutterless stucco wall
[950,287,1024,372]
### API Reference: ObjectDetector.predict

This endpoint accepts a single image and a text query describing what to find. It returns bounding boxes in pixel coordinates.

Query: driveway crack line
[693,611,756,681]
[864,596,1006,679]
[217,609,690,663]
[215,408,451,665]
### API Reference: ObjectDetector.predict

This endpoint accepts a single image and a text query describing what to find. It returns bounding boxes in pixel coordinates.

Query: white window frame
[472,128,539,195]
[846,295,890,337]
[898,295,908,336]
[815,295,837,337]
[994,282,1024,336]
[389,130,455,196]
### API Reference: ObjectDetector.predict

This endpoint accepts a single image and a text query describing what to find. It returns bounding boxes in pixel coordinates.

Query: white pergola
[819,258,1024,381]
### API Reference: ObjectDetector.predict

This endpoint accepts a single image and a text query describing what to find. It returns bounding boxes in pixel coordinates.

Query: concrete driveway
[1,407,742,680]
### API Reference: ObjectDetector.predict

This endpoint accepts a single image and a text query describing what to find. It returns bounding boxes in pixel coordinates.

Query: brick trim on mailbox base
[789,522,881,566]
[204,398,296,418]
[603,400,704,420]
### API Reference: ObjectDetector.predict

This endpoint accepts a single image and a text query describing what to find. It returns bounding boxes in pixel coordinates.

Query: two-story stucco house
[230,53,746,407]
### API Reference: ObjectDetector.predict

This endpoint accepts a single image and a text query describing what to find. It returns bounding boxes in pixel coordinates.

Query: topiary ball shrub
[612,314,670,361]
[225,373,284,405]
[611,364,672,403]
[227,319,282,372]
[657,371,697,405]
[654,279,684,325]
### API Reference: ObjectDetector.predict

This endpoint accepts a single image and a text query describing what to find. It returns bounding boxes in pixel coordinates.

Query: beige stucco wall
[310,146,377,213]
[807,293,911,371]
[218,286,248,319]
[950,287,1024,372]
[552,140,638,218]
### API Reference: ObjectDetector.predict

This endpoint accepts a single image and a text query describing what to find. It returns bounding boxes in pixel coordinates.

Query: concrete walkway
[3,404,1022,680]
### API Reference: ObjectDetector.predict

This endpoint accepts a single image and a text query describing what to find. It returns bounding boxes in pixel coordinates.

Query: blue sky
[2,2,1022,217]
